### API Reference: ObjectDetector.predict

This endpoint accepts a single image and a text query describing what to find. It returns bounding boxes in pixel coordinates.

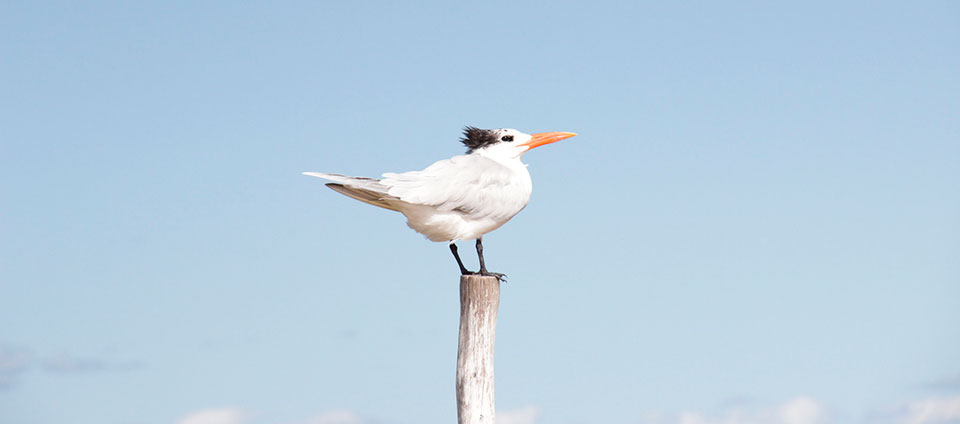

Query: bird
[303,126,577,281]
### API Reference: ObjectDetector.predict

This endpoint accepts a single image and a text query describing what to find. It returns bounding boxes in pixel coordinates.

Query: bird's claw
[458,270,507,282]
[480,271,507,282]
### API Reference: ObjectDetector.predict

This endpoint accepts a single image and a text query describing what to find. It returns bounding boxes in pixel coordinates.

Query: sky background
[1,1,959,424]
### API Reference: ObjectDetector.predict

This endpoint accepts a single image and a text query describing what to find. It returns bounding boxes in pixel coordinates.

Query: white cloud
[498,405,541,424]
[780,397,825,424]
[874,395,960,424]
[643,396,829,424]
[176,407,248,424]
[297,410,366,424]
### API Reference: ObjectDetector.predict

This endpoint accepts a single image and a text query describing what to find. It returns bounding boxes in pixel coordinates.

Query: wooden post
[456,275,500,424]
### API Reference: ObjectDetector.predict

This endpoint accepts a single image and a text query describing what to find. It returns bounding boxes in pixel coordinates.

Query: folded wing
[380,155,525,219]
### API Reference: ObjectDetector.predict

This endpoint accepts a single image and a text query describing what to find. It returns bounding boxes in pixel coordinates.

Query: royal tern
[304,127,577,280]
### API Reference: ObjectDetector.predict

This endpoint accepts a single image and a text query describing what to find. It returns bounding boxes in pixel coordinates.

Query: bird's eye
[501,135,514,142]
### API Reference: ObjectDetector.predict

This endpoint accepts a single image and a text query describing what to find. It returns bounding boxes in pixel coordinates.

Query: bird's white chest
[475,165,532,219]
[400,161,533,242]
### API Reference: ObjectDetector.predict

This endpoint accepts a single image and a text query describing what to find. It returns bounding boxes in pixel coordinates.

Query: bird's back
[306,154,533,242]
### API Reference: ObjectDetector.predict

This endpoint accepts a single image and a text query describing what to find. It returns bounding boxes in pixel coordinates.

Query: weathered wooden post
[456,274,500,424]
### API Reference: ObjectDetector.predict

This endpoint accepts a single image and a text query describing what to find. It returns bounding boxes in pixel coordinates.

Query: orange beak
[520,131,577,150]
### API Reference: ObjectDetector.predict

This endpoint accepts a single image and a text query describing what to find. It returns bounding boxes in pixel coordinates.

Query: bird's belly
[398,203,525,242]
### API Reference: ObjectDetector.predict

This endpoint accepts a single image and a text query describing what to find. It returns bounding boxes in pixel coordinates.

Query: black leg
[476,238,488,273]
[450,243,472,275]
[475,238,506,281]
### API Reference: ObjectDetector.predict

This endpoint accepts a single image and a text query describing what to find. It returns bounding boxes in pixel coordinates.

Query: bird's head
[460,127,577,159]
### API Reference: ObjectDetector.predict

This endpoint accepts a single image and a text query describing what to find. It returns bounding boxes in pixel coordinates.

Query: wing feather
[325,183,401,211]
[302,172,401,211]
[380,155,529,219]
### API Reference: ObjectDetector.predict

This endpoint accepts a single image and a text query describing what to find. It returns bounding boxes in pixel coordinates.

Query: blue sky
[1,1,958,424]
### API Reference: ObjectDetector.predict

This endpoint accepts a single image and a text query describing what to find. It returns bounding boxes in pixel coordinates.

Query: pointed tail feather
[324,183,400,211]
[303,172,400,211]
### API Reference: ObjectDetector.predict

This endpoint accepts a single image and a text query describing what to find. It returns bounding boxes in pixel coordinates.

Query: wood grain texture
[456,275,500,424]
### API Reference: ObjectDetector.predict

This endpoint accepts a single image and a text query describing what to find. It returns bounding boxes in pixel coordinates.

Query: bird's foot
[479,270,507,282]
[457,268,507,282]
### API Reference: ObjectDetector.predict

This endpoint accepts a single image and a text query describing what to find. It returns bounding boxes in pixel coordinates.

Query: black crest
[460,126,499,152]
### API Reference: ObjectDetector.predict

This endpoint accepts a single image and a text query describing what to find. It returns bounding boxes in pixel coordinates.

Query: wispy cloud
[296,410,367,424]
[293,406,539,424]
[642,396,829,424]
[0,345,32,390]
[1,343,145,389]
[41,352,143,374]
[498,405,541,424]
[869,394,960,424]
[176,407,249,424]
[42,353,108,373]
